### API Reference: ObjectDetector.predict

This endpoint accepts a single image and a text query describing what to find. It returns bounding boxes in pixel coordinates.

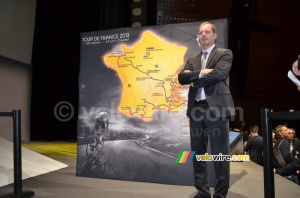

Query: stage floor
[0,141,299,198]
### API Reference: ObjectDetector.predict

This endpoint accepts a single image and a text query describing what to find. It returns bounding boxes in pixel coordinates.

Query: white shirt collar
[202,44,215,55]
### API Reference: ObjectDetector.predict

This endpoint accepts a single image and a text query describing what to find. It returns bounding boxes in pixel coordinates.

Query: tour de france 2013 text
[82,33,130,44]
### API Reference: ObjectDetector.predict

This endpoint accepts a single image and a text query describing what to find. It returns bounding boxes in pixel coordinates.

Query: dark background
[30,0,300,140]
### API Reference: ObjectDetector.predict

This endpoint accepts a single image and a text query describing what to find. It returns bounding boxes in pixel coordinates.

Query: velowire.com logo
[176,151,196,163]
[176,151,249,163]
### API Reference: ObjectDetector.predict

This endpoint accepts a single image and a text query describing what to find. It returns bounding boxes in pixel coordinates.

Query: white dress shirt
[195,44,215,101]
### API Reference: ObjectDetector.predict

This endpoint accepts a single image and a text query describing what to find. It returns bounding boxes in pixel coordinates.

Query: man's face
[279,126,288,137]
[287,129,294,139]
[198,24,217,50]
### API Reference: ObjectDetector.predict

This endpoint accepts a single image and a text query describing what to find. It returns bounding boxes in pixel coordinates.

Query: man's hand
[298,86,300,92]
[200,69,213,77]
[292,60,300,76]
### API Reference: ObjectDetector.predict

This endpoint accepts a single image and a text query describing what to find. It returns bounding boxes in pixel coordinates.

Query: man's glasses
[198,30,213,36]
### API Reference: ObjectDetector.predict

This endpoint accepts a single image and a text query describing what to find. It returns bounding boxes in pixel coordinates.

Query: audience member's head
[251,125,259,134]
[287,128,295,140]
[276,125,288,138]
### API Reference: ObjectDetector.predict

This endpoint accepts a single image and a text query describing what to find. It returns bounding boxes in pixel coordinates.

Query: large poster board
[77,19,228,185]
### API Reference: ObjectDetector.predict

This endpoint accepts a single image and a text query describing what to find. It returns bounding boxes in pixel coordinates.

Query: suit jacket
[274,137,294,168]
[244,135,263,165]
[291,139,300,158]
[276,158,300,176]
[178,47,235,118]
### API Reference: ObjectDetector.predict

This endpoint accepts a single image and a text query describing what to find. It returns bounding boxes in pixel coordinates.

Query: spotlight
[131,0,147,27]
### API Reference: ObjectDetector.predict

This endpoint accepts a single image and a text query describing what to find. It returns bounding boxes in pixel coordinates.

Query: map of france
[103,31,187,121]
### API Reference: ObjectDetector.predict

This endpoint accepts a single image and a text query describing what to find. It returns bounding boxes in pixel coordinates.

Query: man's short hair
[289,128,295,133]
[287,128,295,134]
[251,125,259,133]
[251,127,259,133]
[275,125,285,134]
[200,22,216,33]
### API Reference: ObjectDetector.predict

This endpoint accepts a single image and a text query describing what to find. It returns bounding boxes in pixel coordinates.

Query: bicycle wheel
[86,136,104,158]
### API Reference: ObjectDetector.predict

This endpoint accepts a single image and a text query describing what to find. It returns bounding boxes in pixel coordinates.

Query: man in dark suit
[292,139,300,159]
[178,22,235,198]
[274,125,294,168]
[244,125,263,165]
[274,125,297,184]
[288,128,300,158]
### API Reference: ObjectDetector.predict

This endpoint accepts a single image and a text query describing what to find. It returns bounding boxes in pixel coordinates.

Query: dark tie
[195,51,208,101]
[201,51,208,69]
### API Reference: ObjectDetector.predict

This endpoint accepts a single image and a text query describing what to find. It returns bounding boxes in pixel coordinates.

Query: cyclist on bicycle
[95,111,109,145]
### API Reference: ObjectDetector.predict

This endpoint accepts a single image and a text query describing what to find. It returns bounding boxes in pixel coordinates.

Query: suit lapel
[195,52,202,70]
[206,47,217,68]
